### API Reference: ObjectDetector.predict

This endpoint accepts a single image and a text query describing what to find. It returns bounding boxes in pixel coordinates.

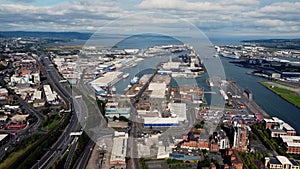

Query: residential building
[265,156,300,169]
[280,136,300,154]
[0,88,8,97]
[227,149,243,169]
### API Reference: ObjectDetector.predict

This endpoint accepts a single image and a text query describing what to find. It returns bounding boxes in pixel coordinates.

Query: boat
[213,52,219,57]
[220,51,240,59]
[130,76,139,85]
[122,73,129,79]
[131,63,137,67]
[124,85,131,91]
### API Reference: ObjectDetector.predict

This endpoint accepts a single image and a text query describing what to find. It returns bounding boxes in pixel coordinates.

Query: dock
[226,82,270,118]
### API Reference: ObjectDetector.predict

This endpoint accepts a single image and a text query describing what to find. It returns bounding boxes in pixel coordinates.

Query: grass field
[0,134,41,169]
[0,148,30,169]
[42,119,59,131]
[260,82,300,108]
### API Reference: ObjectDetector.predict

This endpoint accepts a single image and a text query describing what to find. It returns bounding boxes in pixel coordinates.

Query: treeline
[70,131,90,168]
[251,123,291,157]
[239,152,268,169]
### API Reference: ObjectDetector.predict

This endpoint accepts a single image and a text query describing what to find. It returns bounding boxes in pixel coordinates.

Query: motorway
[31,53,84,169]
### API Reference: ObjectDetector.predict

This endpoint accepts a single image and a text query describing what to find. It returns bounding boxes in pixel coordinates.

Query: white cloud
[254,19,285,27]
[0,0,299,37]
[221,0,259,5]
[137,0,246,12]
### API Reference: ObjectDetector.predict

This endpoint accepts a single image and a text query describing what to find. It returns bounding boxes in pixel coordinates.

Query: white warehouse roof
[110,137,127,164]
[144,117,179,125]
[90,72,122,87]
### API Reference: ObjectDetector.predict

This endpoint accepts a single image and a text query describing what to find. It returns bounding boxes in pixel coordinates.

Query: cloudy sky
[0,0,300,38]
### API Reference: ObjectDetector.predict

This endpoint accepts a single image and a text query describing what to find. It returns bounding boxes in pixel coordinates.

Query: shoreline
[259,82,300,110]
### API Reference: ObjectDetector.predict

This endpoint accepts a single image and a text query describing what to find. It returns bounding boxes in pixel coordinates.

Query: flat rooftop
[144,117,179,125]
[110,137,127,163]
[162,62,180,69]
[281,135,300,147]
[0,88,8,93]
[90,72,122,87]
[282,123,295,131]
[168,103,187,122]
[148,82,166,98]
[276,156,292,165]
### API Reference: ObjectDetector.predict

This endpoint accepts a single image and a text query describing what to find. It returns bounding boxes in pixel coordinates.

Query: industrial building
[110,132,128,169]
[43,85,58,104]
[168,103,187,122]
[143,117,179,127]
[105,102,131,119]
[90,72,123,88]
[148,82,167,99]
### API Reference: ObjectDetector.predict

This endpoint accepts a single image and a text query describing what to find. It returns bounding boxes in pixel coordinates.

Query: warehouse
[168,103,187,122]
[43,85,58,104]
[148,82,167,99]
[110,131,128,169]
[143,117,179,127]
[89,71,123,87]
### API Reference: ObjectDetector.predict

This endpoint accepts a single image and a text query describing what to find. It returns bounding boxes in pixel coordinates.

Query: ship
[220,51,240,59]
[122,73,129,79]
[130,76,139,85]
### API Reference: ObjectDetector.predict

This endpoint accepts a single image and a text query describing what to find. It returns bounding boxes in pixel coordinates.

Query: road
[126,69,160,169]
[64,137,78,169]
[0,97,47,162]
[74,140,95,169]
[31,53,83,169]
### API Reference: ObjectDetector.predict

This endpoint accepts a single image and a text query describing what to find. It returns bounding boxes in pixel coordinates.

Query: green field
[260,82,300,108]
[42,119,59,131]
[0,134,42,169]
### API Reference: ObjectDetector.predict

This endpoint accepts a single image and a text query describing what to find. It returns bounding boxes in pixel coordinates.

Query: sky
[0,0,300,39]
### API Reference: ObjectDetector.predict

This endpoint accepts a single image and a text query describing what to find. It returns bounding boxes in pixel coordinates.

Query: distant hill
[242,38,300,43]
[0,31,92,40]
[241,38,300,50]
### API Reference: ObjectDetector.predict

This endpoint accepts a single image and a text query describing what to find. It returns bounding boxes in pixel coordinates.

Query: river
[220,57,300,134]
[110,36,300,134]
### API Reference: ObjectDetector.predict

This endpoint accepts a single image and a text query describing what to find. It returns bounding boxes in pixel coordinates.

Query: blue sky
[0,0,299,38]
